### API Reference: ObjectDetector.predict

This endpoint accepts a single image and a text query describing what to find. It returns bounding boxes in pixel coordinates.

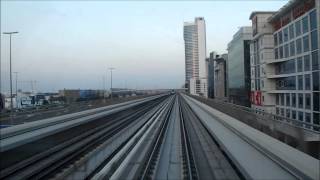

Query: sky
[1,0,288,93]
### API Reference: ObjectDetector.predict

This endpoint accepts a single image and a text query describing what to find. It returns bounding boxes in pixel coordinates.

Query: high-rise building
[250,0,320,130]
[207,51,218,98]
[184,17,208,97]
[214,54,228,101]
[227,26,252,107]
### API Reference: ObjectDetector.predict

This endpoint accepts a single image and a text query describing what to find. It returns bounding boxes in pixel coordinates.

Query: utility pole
[108,67,115,100]
[3,31,19,123]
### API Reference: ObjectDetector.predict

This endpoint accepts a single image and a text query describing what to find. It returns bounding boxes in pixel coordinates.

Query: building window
[305,74,311,90]
[298,93,303,109]
[310,10,317,31]
[311,30,318,50]
[298,75,303,90]
[275,48,279,59]
[305,93,311,109]
[276,94,279,105]
[286,93,290,107]
[274,33,278,46]
[292,110,296,119]
[297,57,303,72]
[306,113,311,129]
[312,50,319,70]
[296,38,302,54]
[305,113,311,124]
[276,76,296,90]
[313,113,319,125]
[295,20,301,37]
[302,16,309,34]
[280,93,284,106]
[279,46,284,58]
[313,71,319,91]
[289,24,294,40]
[276,60,295,74]
[283,27,289,42]
[298,111,304,121]
[281,108,284,116]
[278,30,283,44]
[284,44,289,58]
[314,92,319,112]
[304,55,310,71]
[290,41,295,56]
[286,109,290,118]
[303,35,309,52]
[292,93,296,107]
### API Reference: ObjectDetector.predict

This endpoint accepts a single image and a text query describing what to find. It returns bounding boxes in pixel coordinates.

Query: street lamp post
[3,31,19,121]
[108,67,115,100]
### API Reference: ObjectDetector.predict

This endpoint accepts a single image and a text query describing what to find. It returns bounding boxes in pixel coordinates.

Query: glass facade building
[227,27,252,107]
[269,0,319,130]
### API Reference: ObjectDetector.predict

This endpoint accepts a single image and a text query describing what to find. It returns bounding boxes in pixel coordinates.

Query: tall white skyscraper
[184,17,208,97]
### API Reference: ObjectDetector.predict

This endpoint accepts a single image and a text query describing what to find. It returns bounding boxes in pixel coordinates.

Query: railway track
[180,96,241,180]
[140,95,240,180]
[1,93,318,180]
[0,94,171,180]
[102,94,242,180]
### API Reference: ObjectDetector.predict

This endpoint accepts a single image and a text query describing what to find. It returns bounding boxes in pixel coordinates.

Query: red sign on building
[255,91,262,106]
[250,91,262,106]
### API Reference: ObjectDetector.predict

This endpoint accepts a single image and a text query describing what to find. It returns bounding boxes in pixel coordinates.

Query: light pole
[3,31,19,119]
[108,67,115,100]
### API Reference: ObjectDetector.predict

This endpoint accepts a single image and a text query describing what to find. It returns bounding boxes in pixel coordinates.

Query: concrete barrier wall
[188,94,320,159]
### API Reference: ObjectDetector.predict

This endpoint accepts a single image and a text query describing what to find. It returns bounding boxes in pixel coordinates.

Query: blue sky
[1,0,287,92]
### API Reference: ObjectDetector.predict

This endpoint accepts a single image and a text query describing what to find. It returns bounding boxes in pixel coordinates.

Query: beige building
[249,11,276,114]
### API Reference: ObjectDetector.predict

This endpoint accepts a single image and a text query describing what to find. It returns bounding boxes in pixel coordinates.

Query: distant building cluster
[0,91,62,111]
[0,88,169,112]
[183,0,319,129]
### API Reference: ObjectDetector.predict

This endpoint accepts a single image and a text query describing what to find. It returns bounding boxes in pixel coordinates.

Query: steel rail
[179,96,198,180]
[0,96,168,180]
[180,96,241,180]
[85,95,173,180]
[92,95,175,180]
[139,96,176,180]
